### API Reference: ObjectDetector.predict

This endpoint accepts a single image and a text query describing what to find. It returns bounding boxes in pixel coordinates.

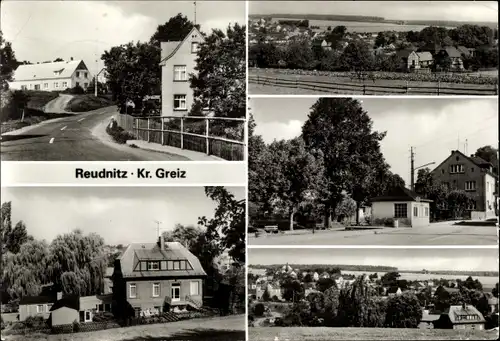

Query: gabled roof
[11,60,88,82]
[371,185,433,203]
[442,46,462,58]
[456,45,474,56]
[117,240,206,278]
[50,295,79,311]
[19,295,56,305]
[416,52,433,62]
[431,150,496,177]
[396,49,414,58]
[159,27,204,66]
[445,305,486,324]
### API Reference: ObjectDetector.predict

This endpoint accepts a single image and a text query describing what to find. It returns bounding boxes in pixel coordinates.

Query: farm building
[370,185,432,227]
[433,304,486,330]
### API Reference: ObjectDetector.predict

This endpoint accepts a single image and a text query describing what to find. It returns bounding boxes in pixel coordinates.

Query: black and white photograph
[248,97,498,245]
[248,1,498,95]
[0,1,246,161]
[0,186,245,341]
[247,248,499,340]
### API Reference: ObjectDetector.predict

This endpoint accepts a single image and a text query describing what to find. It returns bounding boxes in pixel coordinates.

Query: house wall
[410,202,430,227]
[408,52,420,69]
[19,303,52,321]
[125,278,203,311]
[70,68,92,90]
[371,201,411,227]
[432,152,494,215]
[51,307,79,326]
[9,78,73,92]
[161,32,203,117]
[452,323,484,330]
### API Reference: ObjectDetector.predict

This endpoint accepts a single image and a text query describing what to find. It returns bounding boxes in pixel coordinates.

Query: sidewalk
[125,139,224,161]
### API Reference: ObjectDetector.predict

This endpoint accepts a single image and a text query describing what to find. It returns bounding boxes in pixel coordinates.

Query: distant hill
[248,13,498,29]
[249,264,398,272]
[400,269,499,277]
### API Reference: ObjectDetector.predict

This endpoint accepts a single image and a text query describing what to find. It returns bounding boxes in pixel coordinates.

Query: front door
[171,283,181,302]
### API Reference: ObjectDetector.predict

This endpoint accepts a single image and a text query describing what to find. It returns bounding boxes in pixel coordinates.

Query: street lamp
[411,162,436,191]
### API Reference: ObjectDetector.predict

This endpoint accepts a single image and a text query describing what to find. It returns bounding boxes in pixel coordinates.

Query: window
[191,42,199,53]
[62,81,68,88]
[467,201,477,210]
[425,207,429,217]
[29,84,33,89]
[97,304,103,312]
[21,85,27,90]
[129,283,137,298]
[471,167,474,172]
[147,261,160,270]
[173,65,187,81]
[152,283,160,297]
[54,82,59,88]
[173,94,187,110]
[450,164,464,173]
[85,311,92,322]
[43,83,48,89]
[83,82,88,88]
[84,72,88,78]
[76,82,80,87]
[46,304,52,312]
[465,181,476,191]
[76,71,80,77]
[34,84,40,90]
[441,169,445,174]
[36,304,44,313]
[171,283,181,301]
[173,261,180,270]
[394,203,408,218]
[190,281,199,295]
[413,206,418,217]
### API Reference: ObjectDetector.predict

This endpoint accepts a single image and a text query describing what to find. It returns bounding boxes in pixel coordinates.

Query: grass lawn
[249,327,499,340]
[249,68,497,95]
[4,315,245,341]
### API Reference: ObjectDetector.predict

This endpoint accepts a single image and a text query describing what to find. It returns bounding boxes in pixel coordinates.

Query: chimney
[57,291,62,300]
[158,236,165,250]
[462,302,466,310]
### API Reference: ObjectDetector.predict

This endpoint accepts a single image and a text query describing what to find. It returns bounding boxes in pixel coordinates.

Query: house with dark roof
[159,27,205,117]
[434,303,486,330]
[19,293,58,321]
[8,59,92,91]
[435,46,465,70]
[431,150,498,220]
[387,286,402,297]
[112,236,207,317]
[370,185,432,227]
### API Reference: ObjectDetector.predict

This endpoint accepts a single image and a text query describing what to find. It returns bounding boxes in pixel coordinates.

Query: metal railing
[116,114,246,161]
[250,74,499,95]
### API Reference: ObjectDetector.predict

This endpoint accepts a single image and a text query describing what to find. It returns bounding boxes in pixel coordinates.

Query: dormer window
[147,261,160,270]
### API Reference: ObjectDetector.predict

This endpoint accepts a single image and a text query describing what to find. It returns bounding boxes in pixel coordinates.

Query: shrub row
[252,67,498,85]
[106,124,135,144]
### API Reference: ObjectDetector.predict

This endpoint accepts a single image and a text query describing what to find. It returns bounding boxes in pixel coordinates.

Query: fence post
[180,117,184,150]
[406,81,409,94]
[205,118,210,155]
[135,118,139,139]
[147,117,150,143]
[363,84,366,95]
[161,117,164,146]
[437,81,440,96]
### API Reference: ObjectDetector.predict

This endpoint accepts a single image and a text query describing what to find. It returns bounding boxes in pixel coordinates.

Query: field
[249,327,499,340]
[249,69,497,96]
[270,18,436,33]
[3,315,245,341]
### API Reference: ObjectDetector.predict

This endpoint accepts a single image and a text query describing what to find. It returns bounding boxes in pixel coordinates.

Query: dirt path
[43,94,74,113]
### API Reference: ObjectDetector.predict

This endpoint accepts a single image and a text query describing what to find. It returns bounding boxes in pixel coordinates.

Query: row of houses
[13,236,207,326]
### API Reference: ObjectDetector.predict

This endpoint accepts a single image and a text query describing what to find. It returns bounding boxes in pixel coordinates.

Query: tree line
[249,264,398,273]
[249,98,406,229]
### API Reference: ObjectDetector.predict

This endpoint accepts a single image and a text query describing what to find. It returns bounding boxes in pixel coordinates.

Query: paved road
[1,106,189,161]
[249,221,497,245]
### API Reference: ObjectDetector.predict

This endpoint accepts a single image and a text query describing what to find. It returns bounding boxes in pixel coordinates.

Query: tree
[374,32,387,48]
[262,288,271,302]
[254,302,265,317]
[474,145,498,175]
[149,13,197,46]
[302,98,386,228]
[384,293,422,328]
[339,40,374,74]
[6,221,28,254]
[101,42,161,113]
[446,189,473,219]
[381,272,401,287]
[0,30,18,89]
[190,23,245,119]
[463,276,483,291]
[285,38,315,70]
[1,202,13,255]
[316,278,336,292]
[53,58,64,62]
[493,283,499,298]
[335,195,357,222]
[162,224,202,250]
[281,278,304,302]
[198,187,245,264]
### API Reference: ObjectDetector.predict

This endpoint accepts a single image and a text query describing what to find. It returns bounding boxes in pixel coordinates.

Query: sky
[250,1,499,23]
[250,97,499,186]
[0,186,245,246]
[248,248,498,272]
[1,1,246,77]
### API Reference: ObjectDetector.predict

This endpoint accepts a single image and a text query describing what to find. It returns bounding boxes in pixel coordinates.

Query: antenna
[154,220,162,238]
[193,1,197,26]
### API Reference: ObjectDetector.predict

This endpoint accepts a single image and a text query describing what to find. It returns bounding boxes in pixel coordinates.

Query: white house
[9,59,92,91]
[159,27,204,117]
[371,186,432,228]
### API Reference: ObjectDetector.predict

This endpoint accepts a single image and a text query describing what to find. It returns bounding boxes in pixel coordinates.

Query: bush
[163,296,172,313]
[72,319,80,332]
[106,124,134,144]
[254,303,265,317]
[24,315,46,328]
[66,95,114,112]
[384,218,395,227]
[64,85,85,95]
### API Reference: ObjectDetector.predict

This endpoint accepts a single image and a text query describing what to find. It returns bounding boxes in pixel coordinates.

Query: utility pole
[410,147,415,191]
[94,68,105,97]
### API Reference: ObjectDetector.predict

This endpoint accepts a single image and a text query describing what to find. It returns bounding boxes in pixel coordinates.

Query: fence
[249,74,498,96]
[116,114,246,161]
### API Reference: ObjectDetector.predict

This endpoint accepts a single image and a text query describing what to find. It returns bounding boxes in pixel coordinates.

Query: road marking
[77,118,85,122]
[49,138,55,144]
[60,126,67,131]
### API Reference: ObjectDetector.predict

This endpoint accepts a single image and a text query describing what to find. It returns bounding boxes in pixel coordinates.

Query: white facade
[8,60,92,92]
[160,28,204,117]
[480,173,497,219]
[371,200,430,227]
